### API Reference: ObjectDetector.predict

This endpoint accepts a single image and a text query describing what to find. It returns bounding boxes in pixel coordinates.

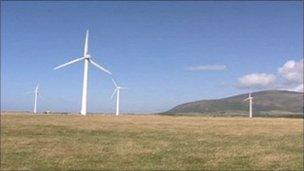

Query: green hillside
[163,90,303,117]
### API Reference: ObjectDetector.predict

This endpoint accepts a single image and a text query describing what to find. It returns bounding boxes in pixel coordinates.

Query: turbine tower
[27,84,39,114]
[111,79,126,116]
[54,30,112,115]
[244,92,253,118]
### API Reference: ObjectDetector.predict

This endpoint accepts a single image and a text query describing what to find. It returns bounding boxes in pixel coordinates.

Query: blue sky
[1,1,303,113]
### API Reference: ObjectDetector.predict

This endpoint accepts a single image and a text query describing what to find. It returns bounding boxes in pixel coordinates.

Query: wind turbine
[243,92,253,118]
[111,79,126,116]
[54,30,112,115]
[27,84,39,114]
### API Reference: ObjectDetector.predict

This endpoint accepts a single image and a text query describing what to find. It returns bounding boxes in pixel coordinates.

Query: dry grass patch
[1,114,303,170]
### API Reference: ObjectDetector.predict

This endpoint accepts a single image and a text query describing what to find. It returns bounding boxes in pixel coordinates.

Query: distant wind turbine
[111,78,126,116]
[243,92,253,118]
[54,30,112,115]
[27,84,39,114]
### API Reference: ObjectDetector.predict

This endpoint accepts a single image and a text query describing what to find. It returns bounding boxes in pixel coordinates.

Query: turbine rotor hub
[85,54,91,59]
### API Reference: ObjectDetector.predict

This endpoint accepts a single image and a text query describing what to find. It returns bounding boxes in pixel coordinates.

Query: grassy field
[1,114,303,170]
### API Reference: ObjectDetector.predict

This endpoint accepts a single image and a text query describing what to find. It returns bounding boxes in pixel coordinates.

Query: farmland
[1,114,303,170]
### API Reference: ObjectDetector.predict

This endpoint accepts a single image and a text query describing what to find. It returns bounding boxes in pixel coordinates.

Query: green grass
[1,114,303,170]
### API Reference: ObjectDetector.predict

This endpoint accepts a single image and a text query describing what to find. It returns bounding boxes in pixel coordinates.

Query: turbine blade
[35,84,39,92]
[111,88,118,99]
[111,78,118,87]
[120,87,128,90]
[84,30,89,55]
[53,57,85,70]
[243,98,249,101]
[90,60,112,75]
[25,91,34,94]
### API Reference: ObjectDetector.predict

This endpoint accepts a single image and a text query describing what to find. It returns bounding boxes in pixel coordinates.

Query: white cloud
[237,73,276,89]
[278,59,303,83]
[277,59,303,92]
[278,83,303,92]
[292,84,303,92]
[186,65,226,71]
[236,59,303,91]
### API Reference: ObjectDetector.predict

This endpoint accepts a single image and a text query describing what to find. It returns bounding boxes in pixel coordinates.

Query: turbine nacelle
[117,86,126,90]
[111,78,127,98]
[243,97,253,101]
[243,92,253,101]
[85,54,91,59]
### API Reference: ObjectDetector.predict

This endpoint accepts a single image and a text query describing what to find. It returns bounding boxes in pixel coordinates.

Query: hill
[163,90,303,117]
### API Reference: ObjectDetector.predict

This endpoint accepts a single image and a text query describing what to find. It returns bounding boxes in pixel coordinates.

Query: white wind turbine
[54,30,112,115]
[27,84,39,114]
[111,79,126,116]
[243,92,253,118]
